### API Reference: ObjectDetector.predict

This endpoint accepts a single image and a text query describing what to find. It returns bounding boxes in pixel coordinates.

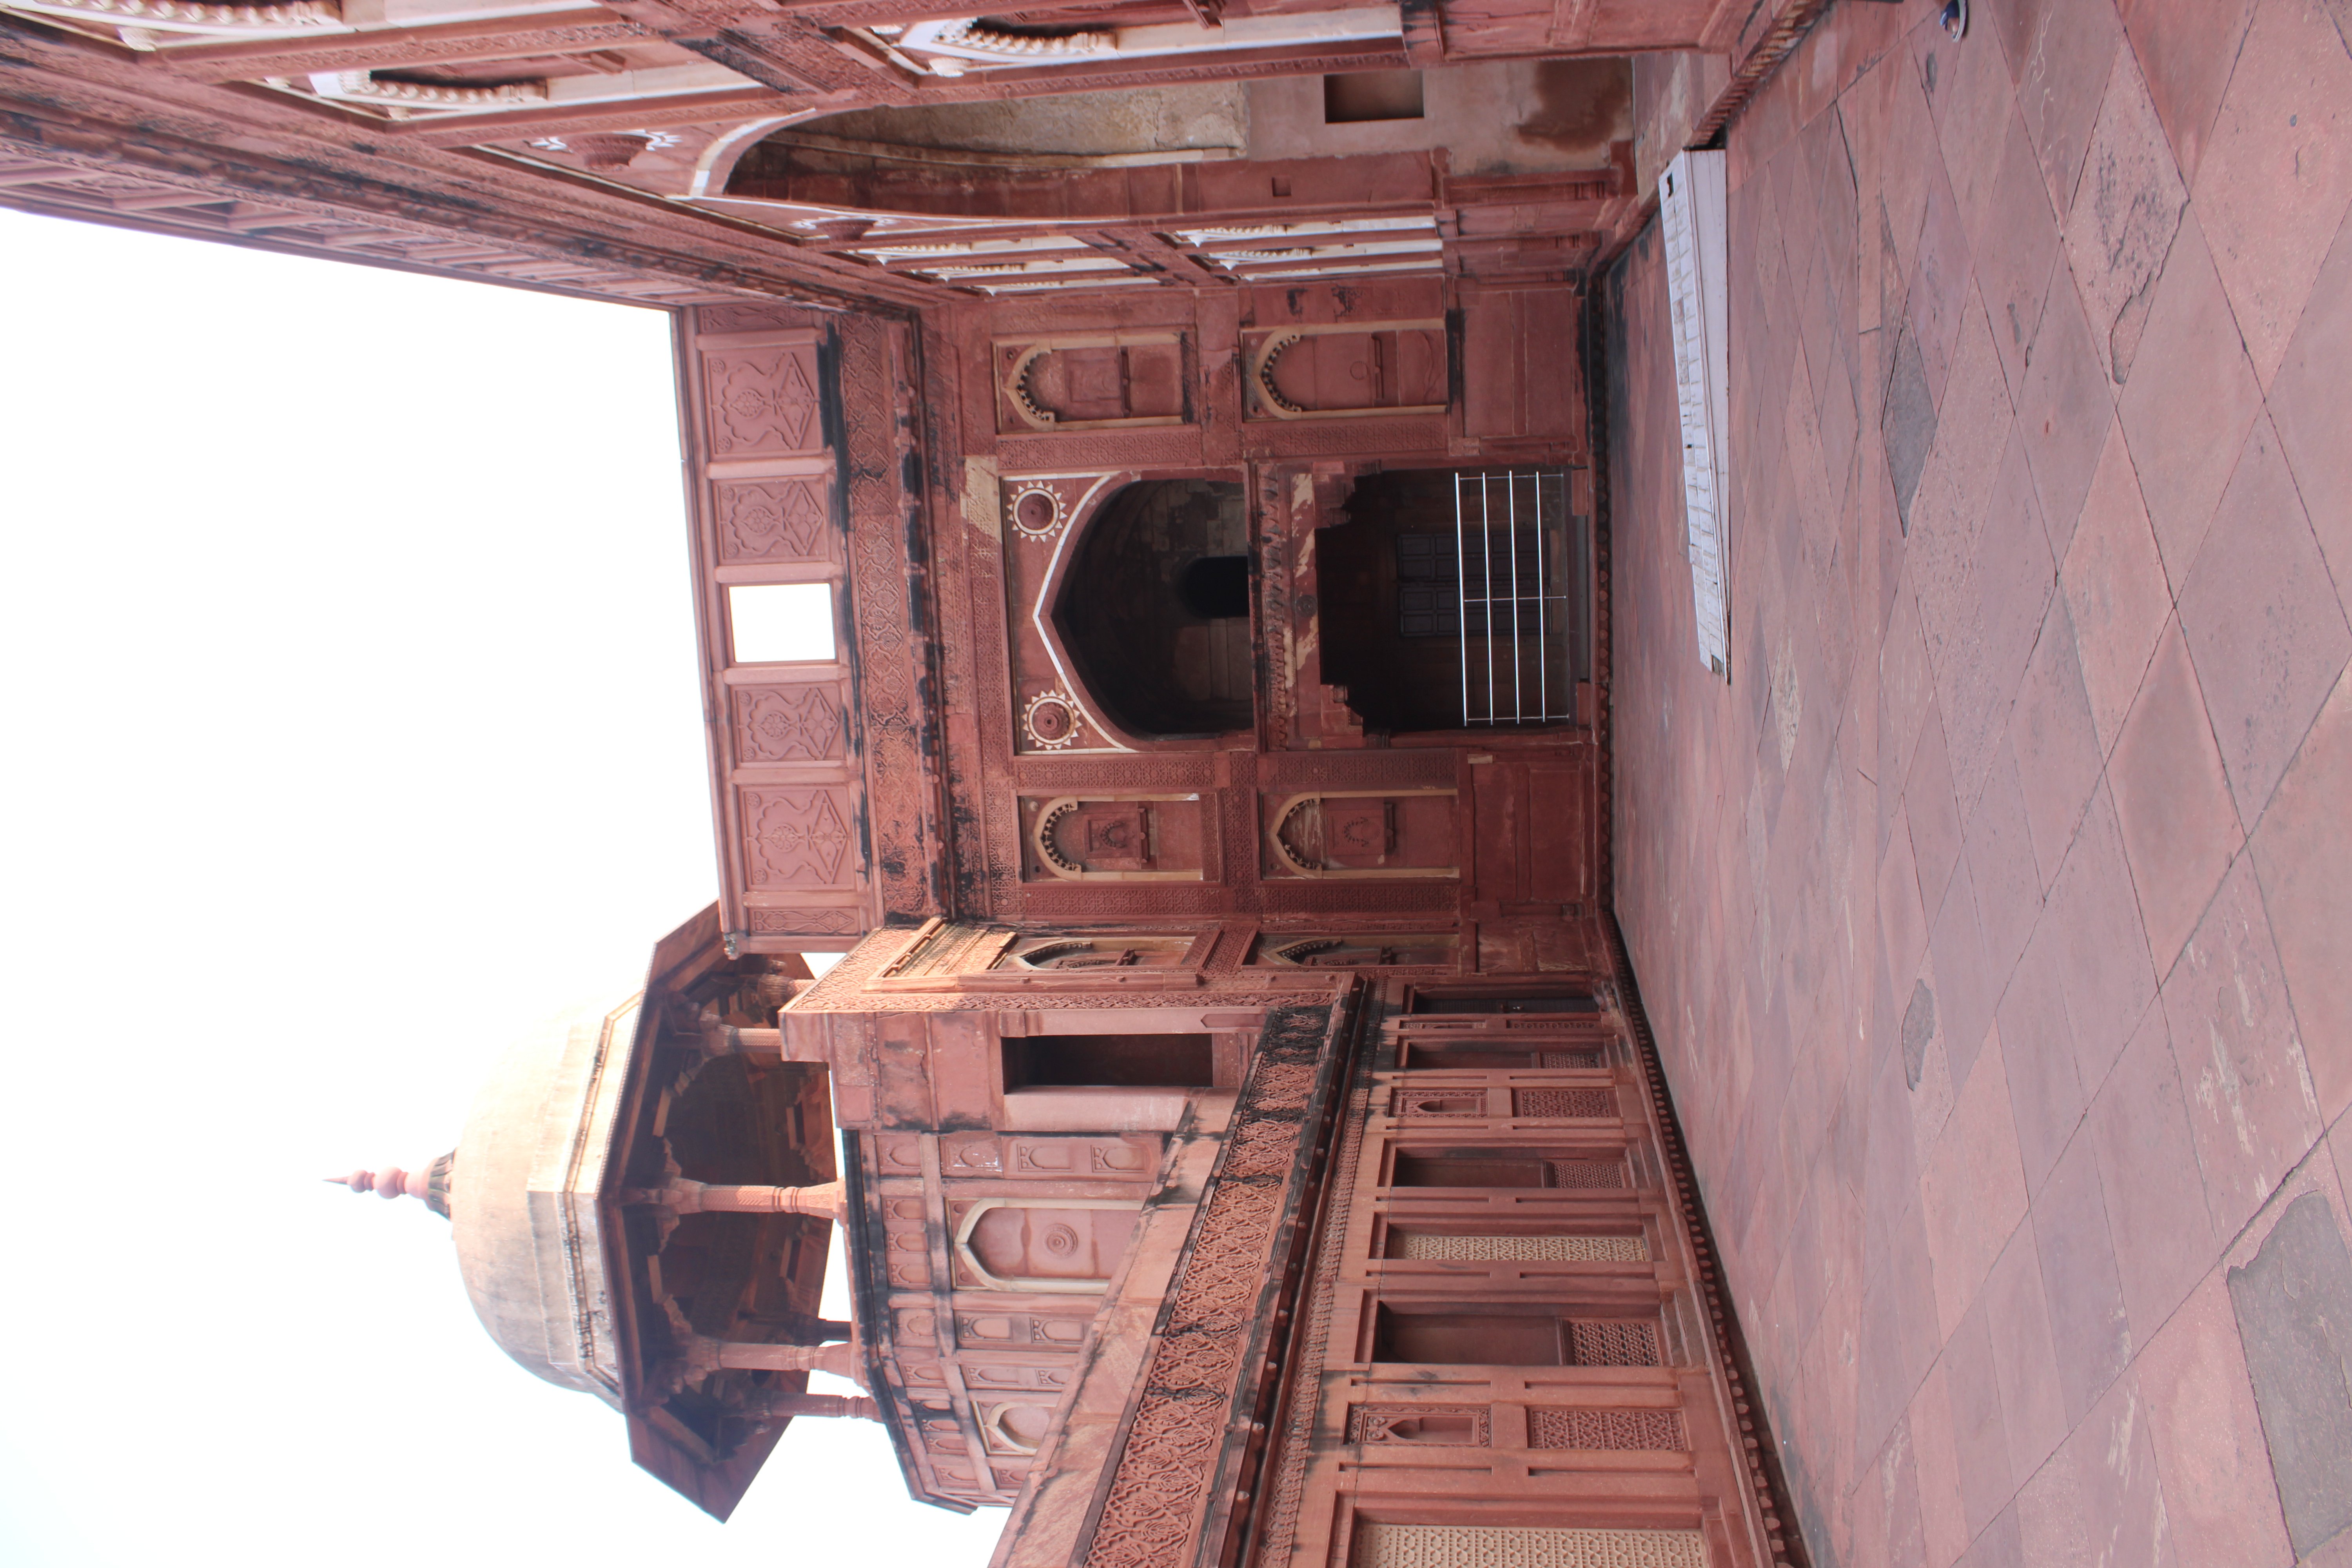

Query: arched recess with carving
[951,1199,1143,1293]
[1046,477,1254,741]
[1264,789,1459,878]
[1245,322,1447,420]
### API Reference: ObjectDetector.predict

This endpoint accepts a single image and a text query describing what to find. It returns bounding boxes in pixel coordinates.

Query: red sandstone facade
[4,2,1833,1563]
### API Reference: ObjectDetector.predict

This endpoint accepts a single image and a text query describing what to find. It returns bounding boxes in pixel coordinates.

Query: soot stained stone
[2227,1192,2352,1556]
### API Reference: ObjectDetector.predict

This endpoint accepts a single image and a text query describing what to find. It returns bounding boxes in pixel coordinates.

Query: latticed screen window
[1353,1523,1708,1568]
[1514,1089,1615,1118]
[1546,1159,1626,1188]
[1540,1051,1604,1068]
[1388,1233,1649,1262]
[1528,1408,1688,1450]
[1566,1319,1660,1367]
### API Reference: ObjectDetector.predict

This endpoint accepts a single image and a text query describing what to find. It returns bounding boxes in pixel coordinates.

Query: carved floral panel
[715,476,831,563]
[734,684,846,763]
[704,345,823,457]
[740,787,858,888]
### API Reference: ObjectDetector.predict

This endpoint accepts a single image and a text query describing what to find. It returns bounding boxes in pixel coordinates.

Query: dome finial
[330,1166,430,1201]
[328,1153,455,1217]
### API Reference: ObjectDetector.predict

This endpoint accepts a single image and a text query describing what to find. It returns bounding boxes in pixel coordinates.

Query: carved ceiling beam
[381,82,788,142]
[151,9,654,80]
[0,27,937,309]
[736,1390,880,1422]
[800,0,1132,26]
[907,34,1407,101]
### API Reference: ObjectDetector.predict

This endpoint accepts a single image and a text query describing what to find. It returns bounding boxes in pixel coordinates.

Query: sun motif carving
[1022,689,1083,750]
[1005,484,1065,541]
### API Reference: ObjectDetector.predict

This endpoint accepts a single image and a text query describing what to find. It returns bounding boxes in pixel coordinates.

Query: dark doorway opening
[1002,1033,1216,1090]
[1324,69,1426,123]
[1316,469,1588,733]
[1408,990,1598,1014]
[1054,480,1253,738]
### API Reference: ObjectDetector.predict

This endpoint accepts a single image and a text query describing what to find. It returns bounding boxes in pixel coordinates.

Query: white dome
[449,995,647,1405]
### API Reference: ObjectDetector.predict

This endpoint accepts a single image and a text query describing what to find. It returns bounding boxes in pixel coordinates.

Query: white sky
[0,210,1004,1568]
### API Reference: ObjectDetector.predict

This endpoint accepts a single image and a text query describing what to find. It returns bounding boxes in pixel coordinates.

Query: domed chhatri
[337,904,866,1519]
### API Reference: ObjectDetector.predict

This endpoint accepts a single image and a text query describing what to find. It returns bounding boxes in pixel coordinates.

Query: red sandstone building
[6,2,1842,1564]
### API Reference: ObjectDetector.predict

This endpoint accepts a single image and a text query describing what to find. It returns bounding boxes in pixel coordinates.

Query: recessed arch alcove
[1051,478,1253,740]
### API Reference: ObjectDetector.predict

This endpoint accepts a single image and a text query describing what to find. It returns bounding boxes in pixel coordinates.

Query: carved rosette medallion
[1006,483,1066,542]
[1022,689,1082,750]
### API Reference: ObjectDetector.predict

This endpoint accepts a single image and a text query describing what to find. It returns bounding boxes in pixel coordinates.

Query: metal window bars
[1451,469,1576,725]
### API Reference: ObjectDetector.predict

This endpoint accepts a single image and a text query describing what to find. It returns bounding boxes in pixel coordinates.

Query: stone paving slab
[1610,2,2352,1563]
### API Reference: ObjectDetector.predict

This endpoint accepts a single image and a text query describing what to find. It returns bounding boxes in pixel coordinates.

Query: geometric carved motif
[1346,1405,1490,1445]
[716,477,829,562]
[1564,1321,1660,1367]
[735,685,845,762]
[1352,1524,1708,1568]
[1082,1007,1332,1568]
[705,347,821,456]
[748,907,860,933]
[1514,1089,1615,1119]
[1526,1408,1688,1451]
[1546,1160,1626,1189]
[834,314,938,924]
[695,304,811,336]
[1390,1234,1648,1262]
[741,788,855,886]
[1539,1052,1604,1069]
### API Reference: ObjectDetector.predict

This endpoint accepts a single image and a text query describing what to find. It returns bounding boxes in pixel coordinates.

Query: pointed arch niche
[1039,476,1255,743]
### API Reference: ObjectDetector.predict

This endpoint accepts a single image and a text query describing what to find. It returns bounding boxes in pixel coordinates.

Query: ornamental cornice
[4,0,336,34]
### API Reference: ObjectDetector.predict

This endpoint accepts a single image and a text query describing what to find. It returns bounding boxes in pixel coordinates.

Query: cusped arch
[1046,478,1253,741]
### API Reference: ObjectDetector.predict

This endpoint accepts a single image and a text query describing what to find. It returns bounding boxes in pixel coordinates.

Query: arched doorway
[1052,479,1253,739]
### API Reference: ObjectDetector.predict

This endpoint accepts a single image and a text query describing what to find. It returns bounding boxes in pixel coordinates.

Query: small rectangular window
[728,582,834,663]
[1324,69,1425,123]
[1002,1033,1215,1090]
[1407,990,1597,1015]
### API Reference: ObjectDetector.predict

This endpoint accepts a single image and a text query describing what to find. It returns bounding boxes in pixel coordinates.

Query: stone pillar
[628,1179,846,1221]
[686,1335,862,1384]
[742,1390,881,1422]
[698,1024,785,1059]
